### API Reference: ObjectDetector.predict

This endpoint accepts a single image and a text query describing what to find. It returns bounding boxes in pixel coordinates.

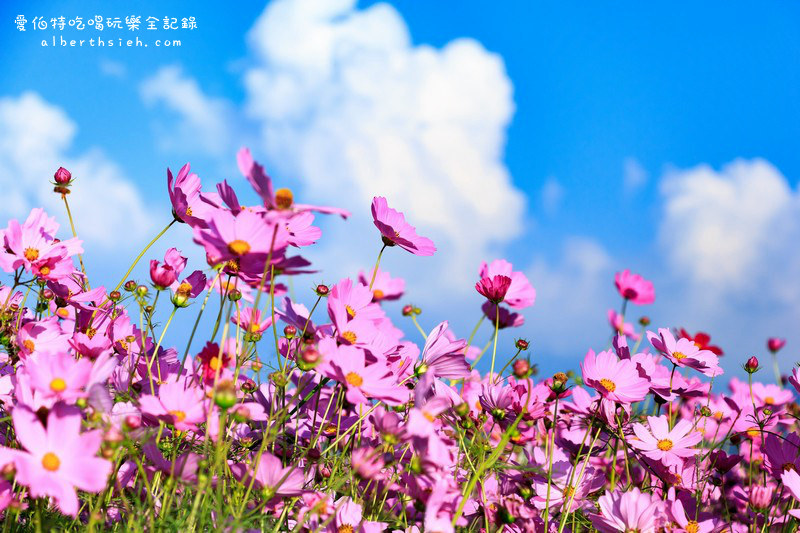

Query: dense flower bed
[0,150,795,531]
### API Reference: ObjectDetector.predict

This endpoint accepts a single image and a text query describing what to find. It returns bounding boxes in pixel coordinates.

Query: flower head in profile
[648,328,722,377]
[371,196,435,256]
[481,302,524,329]
[614,269,655,305]
[167,163,216,228]
[170,270,207,307]
[358,268,405,302]
[150,248,187,290]
[475,275,511,304]
[589,488,665,533]
[768,337,786,354]
[581,349,650,404]
[631,415,701,467]
[2,404,111,516]
[417,321,470,381]
[478,259,536,309]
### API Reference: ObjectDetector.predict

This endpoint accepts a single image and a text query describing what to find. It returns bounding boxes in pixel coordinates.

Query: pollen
[250,323,262,333]
[86,327,97,339]
[39,265,51,277]
[23,248,39,261]
[41,452,60,471]
[345,371,363,387]
[57,308,69,318]
[185,206,193,217]
[657,439,673,451]
[227,239,251,256]
[765,396,775,405]
[338,525,354,533]
[275,188,294,210]
[23,339,35,352]
[672,351,687,360]
[562,485,575,499]
[685,520,699,533]
[177,282,193,296]
[373,289,385,300]
[599,378,616,393]
[342,331,357,344]
[49,377,67,392]
[169,410,187,423]
[208,356,222,371]
[345,305,356,318]
[423,411,436,422]
[783,463,796,472]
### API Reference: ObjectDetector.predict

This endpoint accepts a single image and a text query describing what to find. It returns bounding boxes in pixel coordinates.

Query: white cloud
[659,159,799,296]
[99,59,126,79]
[241,0,525,286]
[140,65,232,156]
[623,157,648,193]
[0,91,154,249]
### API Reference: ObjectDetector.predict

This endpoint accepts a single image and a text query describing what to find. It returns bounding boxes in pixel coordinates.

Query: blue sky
[2,0,800,380]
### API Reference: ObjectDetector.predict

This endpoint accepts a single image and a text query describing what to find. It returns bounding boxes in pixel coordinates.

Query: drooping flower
[167,163,217,227]
[3,404,111,516]
[608,309,639,340]
[768,337,786,354]
[648,328,722,377]
[481,302,524,329]
[149,248,187,289]
[631,415,701,467]
[478,260,536,309]
[371,196,435,256]
[417,321,470,380]
[581,349,650,404]
[614,269,655,305]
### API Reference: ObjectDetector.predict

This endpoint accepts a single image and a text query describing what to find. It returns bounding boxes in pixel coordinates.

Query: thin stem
[368,244,387,291]
[61,193,88,283]
[488,302,500,378]
[112,219,176,295]
[543,397,560,531]
[772,353,783,387]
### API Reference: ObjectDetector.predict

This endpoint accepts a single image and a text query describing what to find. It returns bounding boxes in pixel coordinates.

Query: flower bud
[700,406,712,417]
[135,285,148,297]
[228,289,242,302]
[639,316,651,326]
[315,284,329,297]
[454,402,470,418]
[402,304,414,316]
[240,378,256,394]
[271,371,288,389]
[232,405,251,422]
[124,280,137,292]
[1,462,16,481]
[251,360,262,372]
[513,359,530,378]
[41,289,54,300]
[297,347,320,371]
[768,337,786,354]
[515,338,529,351]
[109,291,121,302]
[744,356,760,374]
[103,428,123,446]
[124,415,142,430]
[214,380,238,410]
[749,485,773,510]
[54,167,72,185]
[284,325,297,339]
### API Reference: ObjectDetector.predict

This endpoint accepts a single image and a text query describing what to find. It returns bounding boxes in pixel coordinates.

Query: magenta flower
[607,309,639,340]
[589,488,665,533]
[614,269,655,305]
[631,415,701,467]
[170,270,207,307]
[138,380,208,431]
[250,450,305,498]
[481,302,524,329]
[475,274,512,304]
[358,268,405,302]
[648,328,722,377]
[351,447,385,480]
[371,196,435,256]
[768,337,786,353]
[4,404,111,516]
[418,321,470,380]
[781,468,800,520]
[167,163,216,228]
[233,306,274,336]
[193,209,287,266]
[149,247,187,289]
[17,316,69,359]
[581,349,650,404]
[478,259,536,309]
[0,209,82,277]
[325,345,408,406]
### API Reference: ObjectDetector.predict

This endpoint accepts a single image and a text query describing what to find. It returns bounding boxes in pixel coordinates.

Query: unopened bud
[251,360,262,372]
[516,339,529,351]
[271,371,288,389]
[214,380,237,410]
[103,428,123,446]
[240,378,256,393]
[124,280,137,292]
[109,291,121,302]
[315,284,329,297]
[513,359,530,378]
[700,406,712,417]
[136,285,148,297]
[639,316,651,326]
[228,289,242,302]
[233,405,251,422]
[402,304,414,316]
[454,402,470,418]
[297,348,320,371]
[41,289,54,300]
[744,356,760,374]
[284,325,297,339]
[124,415,141,430]
[54,167,72,184]
[1,462,15,480]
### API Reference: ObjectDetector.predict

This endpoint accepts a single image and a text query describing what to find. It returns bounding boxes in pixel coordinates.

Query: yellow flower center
[275,188,294,209]
[714,411,723,420]
[170,410,187,422]
[345,372,363,387]
[24,248,39,261]
[657,439,673,451]
[373,289,384,300]
[208,356,222,371]
[250,323,261,333]
[562,485,575,498]
[56,308,69,318]
[783,463,796,472]
[672,351,687,360]
[345,305,356,318]
[423,411,436,422]
[41,452,60,471]
[599,378,616,393]
[177,282,192,296]
[685,520,699,533]
[86,327,97,339]
[225,259,240,272]
[342,331,357,344]
[765,396,775,405]
[49,377,67,392]
[227,239,251,256]
[23,339,35,352]
[185,206,193,216]
[39,265,51,277]
[338,526,354,533]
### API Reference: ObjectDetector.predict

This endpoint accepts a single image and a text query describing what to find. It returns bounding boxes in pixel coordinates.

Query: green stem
[61,193,88,284]
[368,244,388,291]
[488,302,500,378]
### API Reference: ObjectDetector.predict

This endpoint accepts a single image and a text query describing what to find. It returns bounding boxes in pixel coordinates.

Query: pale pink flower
[581,349,650,404]
[590,487,665,533]
[371,196,435,256]
[631,415,701,467]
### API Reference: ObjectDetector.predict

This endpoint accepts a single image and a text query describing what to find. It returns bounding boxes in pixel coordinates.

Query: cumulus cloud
[140,65,233,156]
[241,0,525,286]
[0,91,154,249]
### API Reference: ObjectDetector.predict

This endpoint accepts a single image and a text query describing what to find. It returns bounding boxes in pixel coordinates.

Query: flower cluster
[0,152,796,532]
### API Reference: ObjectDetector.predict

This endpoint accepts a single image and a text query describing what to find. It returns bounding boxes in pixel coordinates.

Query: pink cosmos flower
[417,321,470,380]
[351,447,385,480]
[768,337,786,353]
[17,316,70,359]
[478,259,536,309]
[614,269,655,305]
[668,498,720,533]
[631,415,701,467]
[589,487,665,533]
[167,163,217,228]
[648,328,722,377]
[607,309,639,340]
[325,344,408,406]
[581,349,650,404]
[237,147,350,218]
[233,306,274,337]
[371,196,435,256]
[781,468,800,519]
[24,352,94,402]
[138,380,208,431]
[149,248,187,289]
[475,275,512,304]
[358,268,405,302]
[4,404,111,516]
[193,209,287,266]
[250,450,305,498]
[481,302,524,329]
[763,433,800,477]
[0,208,83,278]
[169,270,207,307]
[532,464,605,513]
